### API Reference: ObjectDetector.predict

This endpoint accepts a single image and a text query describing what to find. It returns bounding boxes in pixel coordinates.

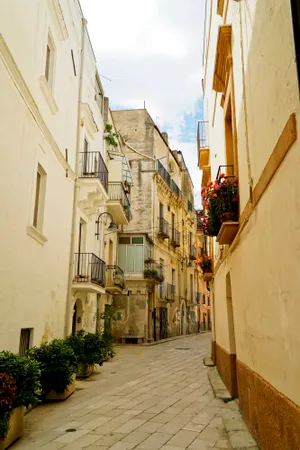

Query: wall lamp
[95,212,117,239]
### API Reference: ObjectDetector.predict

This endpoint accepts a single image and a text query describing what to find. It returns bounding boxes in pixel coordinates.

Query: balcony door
[83,137,89,175]
[172,213,175,240]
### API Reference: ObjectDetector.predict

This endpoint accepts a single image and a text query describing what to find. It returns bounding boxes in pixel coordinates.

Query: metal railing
[171,228,180,247]
[188,200,193,212]
[157,160,171,185]
[108,182,131,221]
[158,217,169,237]
[189,245,197,260]
[216,165,235,181]
[196,292,201,304]
[80,151,108,192]
[197,120,209,149]
[166,284,176,302]
[106,265,125,289]
[170,179,182,199]
[73,253,106,287]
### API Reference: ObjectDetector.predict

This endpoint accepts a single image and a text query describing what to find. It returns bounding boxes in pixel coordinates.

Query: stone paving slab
[12,334,259,450]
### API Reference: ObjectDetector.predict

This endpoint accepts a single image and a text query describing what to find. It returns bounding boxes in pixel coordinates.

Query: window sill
[39,76,58,114]
[27,225,48,246]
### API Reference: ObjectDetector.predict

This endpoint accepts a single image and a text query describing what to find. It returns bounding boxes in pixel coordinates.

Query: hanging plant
[104,124,118,148]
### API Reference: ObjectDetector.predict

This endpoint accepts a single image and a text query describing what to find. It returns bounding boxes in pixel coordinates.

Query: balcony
[189,245,197,260]
[170,228,180,247]
[158,218,169,239]
[197,121,210,170]
[157,161,182,199]
[188,200,193,213]
[170,179,182,199]
[166,284,176,303]
[106,265,125,293]
[78,152,109,212]
[216,164,235,181]
[157,160,171,185]
[144,260,164,286]
[107,182,132,225]
[73,253,106,293]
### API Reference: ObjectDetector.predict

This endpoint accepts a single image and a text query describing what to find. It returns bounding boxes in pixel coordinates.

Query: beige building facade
[201,1,300,449]
[111,109,198,343]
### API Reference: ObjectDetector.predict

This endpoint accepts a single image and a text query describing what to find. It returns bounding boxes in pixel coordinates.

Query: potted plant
[104,124,118,148]
[65,331,105,378]
[201,175,239,236]
[28,340,77,401]
[0,352,40,449]
[144,269,164,284]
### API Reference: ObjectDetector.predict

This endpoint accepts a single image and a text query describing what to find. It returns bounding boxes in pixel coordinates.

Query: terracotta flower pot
[221,212,236,222]
[0,406,24,450]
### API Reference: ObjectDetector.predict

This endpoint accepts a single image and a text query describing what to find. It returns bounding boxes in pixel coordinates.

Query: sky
[81,0,205,207]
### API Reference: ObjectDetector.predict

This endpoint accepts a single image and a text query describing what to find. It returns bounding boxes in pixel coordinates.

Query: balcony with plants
[197,254,213,282]
[105,265,126,293]
[107,182,132,225]
[144,259,164,291]
[201,167,239,245]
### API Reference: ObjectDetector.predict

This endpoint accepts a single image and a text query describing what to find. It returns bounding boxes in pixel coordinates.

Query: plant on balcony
[65,331,105,377]
[27,340,77,398]
[201,175,239,236]
[104,124,118,148]
[144,269,164,284]
[197,254,212,273]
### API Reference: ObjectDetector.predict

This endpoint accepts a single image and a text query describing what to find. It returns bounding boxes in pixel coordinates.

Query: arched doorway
[71,299,83,335]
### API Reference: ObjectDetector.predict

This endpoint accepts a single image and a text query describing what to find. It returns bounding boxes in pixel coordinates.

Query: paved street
[14,334,254,450]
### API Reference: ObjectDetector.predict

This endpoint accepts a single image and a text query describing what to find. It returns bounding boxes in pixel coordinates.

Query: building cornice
[0,33,75,180]
[81,103,99,138]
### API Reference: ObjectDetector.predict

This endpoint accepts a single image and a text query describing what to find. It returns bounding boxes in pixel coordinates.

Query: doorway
[72,299,83,335]
[159,307,168,340]
[226,272,238,397]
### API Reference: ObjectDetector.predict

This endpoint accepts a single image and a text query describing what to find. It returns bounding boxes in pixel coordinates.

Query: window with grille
[19,328,32,356]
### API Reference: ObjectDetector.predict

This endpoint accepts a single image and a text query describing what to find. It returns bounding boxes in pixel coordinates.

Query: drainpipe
[64,17,87,337]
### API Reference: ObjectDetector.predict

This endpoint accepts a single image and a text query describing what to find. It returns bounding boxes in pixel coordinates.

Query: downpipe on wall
[64,18,87,337]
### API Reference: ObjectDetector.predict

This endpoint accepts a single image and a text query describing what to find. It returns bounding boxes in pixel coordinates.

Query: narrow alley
[13,335,257,450]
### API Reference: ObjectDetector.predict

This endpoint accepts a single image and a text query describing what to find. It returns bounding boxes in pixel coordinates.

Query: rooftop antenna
[99,74,112,82]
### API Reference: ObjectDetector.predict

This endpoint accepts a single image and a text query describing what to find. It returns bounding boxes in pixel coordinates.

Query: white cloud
[81,0,205,205]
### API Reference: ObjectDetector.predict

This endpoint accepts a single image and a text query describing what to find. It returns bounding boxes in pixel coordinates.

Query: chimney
[161,132,169,146]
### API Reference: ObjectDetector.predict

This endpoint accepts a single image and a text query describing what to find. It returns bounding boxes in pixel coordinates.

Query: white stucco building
[0,0,132,352]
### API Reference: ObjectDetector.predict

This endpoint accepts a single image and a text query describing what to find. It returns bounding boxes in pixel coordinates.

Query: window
[159,202,164,218]
[44,33,55,88]
[172,269,175,286]
[33,164,46,231]
[202,294,206,305]
[190,274,193,301]
[19,328,32,356]
[118,236,147,273]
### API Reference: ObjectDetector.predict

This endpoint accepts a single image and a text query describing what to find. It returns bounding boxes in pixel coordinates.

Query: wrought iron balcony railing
[216,164,235,181]
[106,265,125,289]
[188,200,193,212]
[108,182,131,221]
[170,179,182,199]
[189,245,197,260]
[158,217,169,238]
[157,160,171,185]
[170,228,180,247]
[73,253,106,287]
[80,151,108,192]
[166,284,176,302]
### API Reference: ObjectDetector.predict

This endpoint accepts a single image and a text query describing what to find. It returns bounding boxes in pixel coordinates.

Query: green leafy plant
[104,124,118,148]
[144,258,155,264]
[28,340,77,396]
[0,352,41,408]
[65,331,105,368]
[144,269,164,284]
[0,373,17,441]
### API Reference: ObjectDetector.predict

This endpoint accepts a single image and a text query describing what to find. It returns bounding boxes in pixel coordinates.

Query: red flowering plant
[201,174,239,236]
[197,254,212,272]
